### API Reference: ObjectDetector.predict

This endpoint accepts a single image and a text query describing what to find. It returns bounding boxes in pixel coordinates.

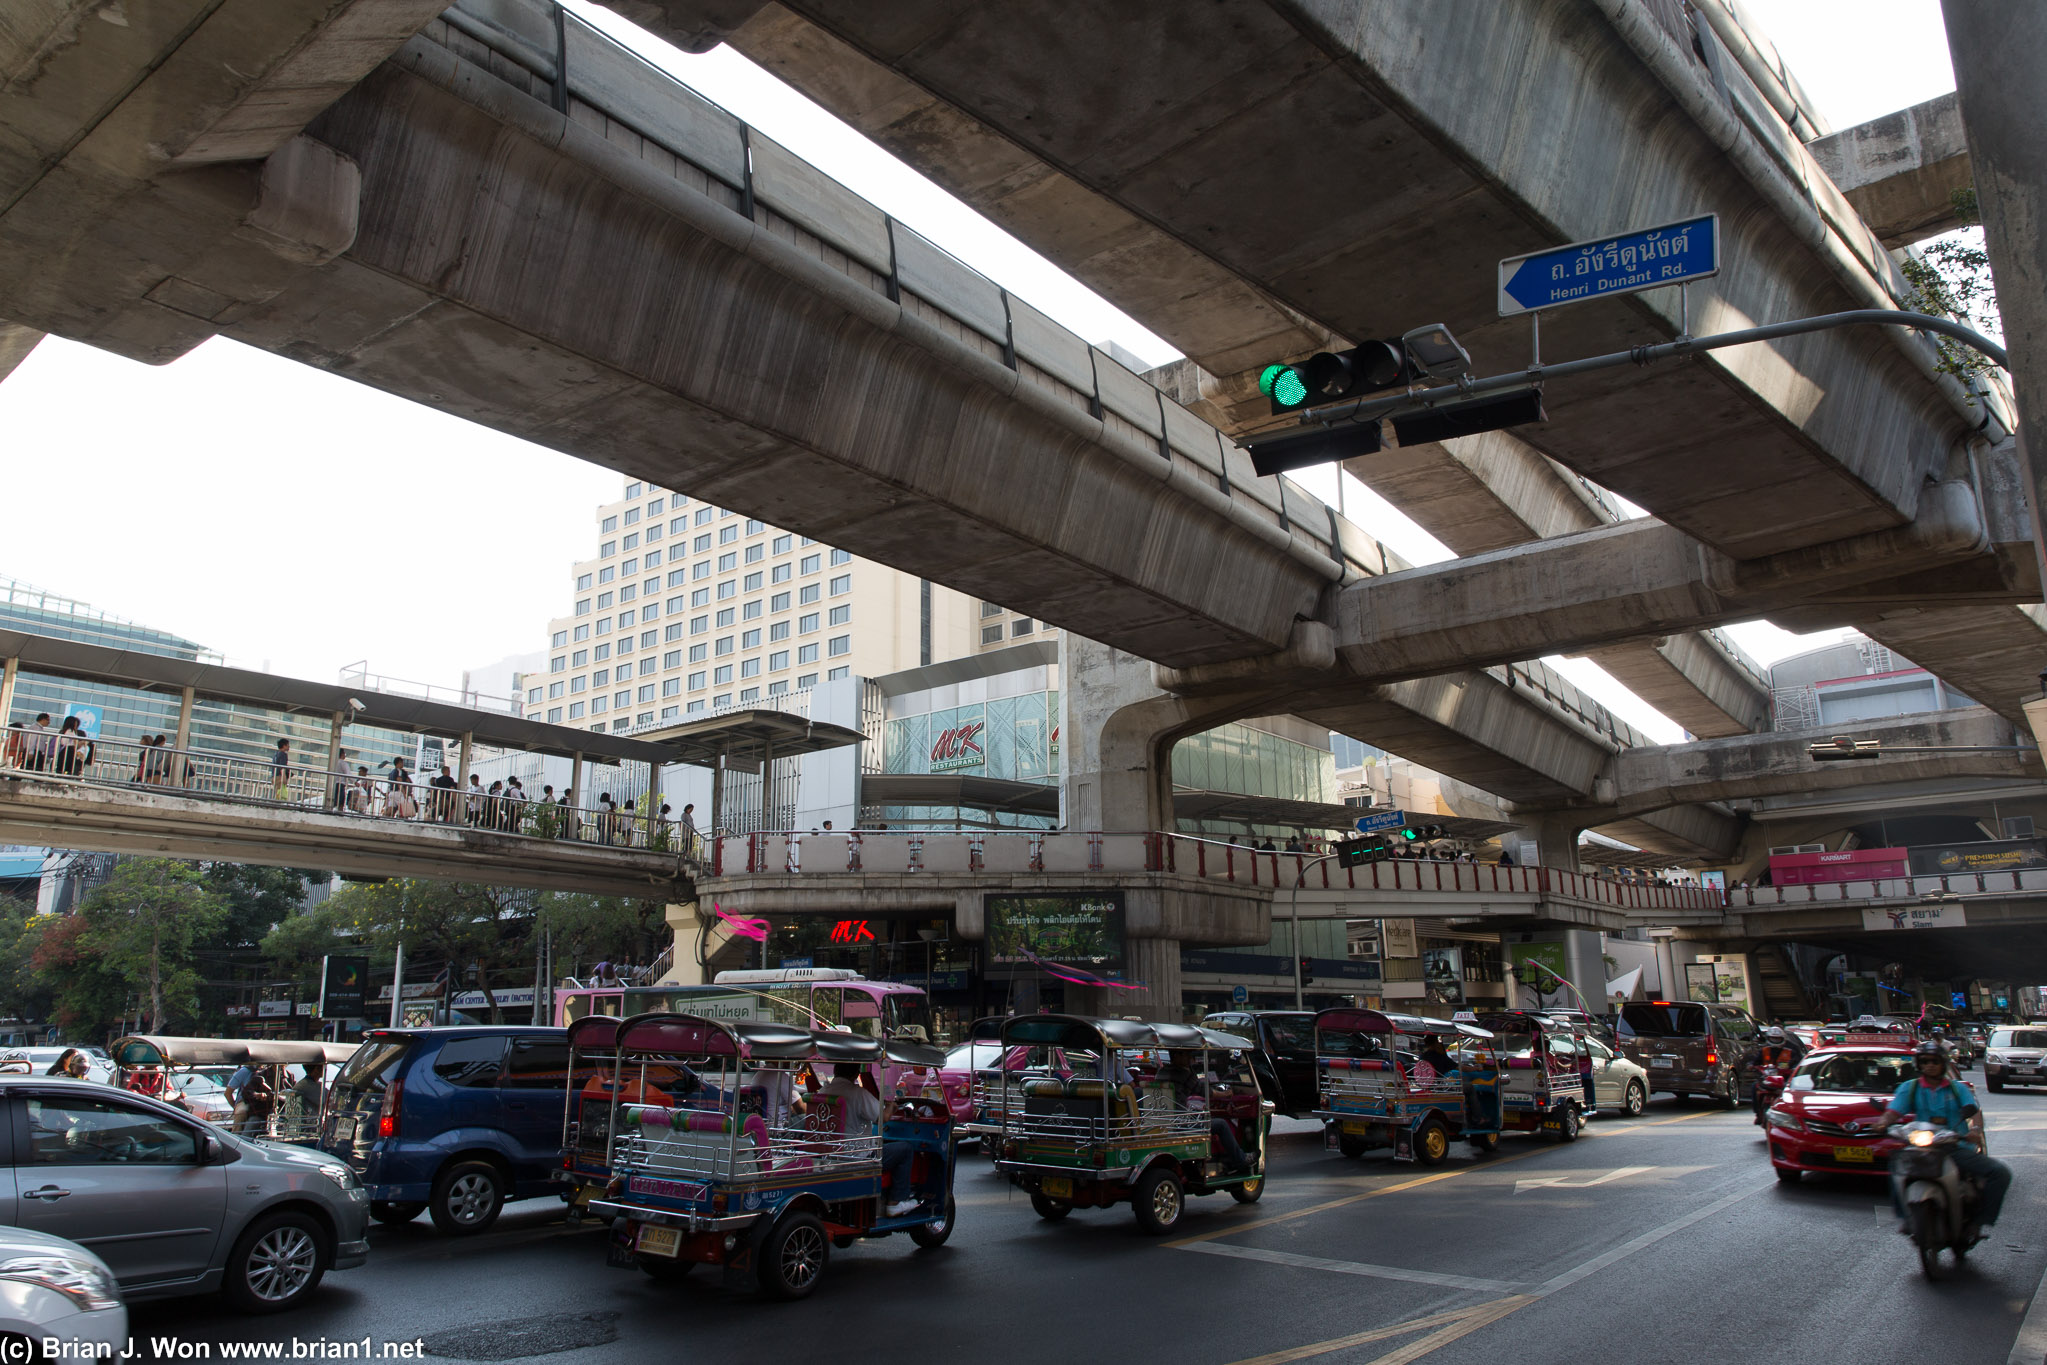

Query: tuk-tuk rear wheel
[1555,1106,1582,1142]
[1414,1120,1450,1166]
[1229,1176,1265,1204]
[1467,1131,1498,1155]
[1132,1167,1184,1235]
[637,1255,694,1281]
[1337,1133,1369,1159]
[909,1196,955,1248]
[758,1212,828,1301]
[1030,1193,1072,1221]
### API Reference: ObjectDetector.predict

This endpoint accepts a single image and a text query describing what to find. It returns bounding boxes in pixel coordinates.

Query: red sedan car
[1764,1045,1919,1183]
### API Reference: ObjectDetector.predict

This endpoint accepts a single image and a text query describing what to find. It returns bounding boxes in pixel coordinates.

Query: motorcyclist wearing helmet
[1742,1026,1803,1122]
[1857,1041,2011,1236]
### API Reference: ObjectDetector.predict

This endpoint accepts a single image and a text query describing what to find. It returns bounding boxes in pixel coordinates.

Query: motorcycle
[1751,1066,1786,1127]
[1890,1120,1984,1278]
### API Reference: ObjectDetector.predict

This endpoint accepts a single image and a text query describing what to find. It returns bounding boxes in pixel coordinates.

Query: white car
[1582,1034,1651,1116]
[0,1049,116,1084]
[0,1226,128,1357]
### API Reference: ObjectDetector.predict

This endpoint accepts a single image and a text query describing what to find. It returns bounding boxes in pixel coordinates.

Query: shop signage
[1908,838,2047,876]
[319,955,369,1019]
[257,999,292,1019]
[987,892,1125,973]
[1381,920,1419,958]
[829,920,876,943]
[930,722,986,772]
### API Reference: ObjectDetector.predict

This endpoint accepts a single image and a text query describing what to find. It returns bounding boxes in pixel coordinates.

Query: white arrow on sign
[1515,1165,1655,1195]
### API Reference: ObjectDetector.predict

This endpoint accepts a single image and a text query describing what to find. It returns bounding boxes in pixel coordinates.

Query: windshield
[1619,1004,1709,1038]
[1992,1029,2047,1049]
[1799,1053,1916,1094]
[332,1037,409,1102]
[1265,1016,1315,1056]
[945,1042,1002,1071]
[885,994,931,1039]
[1716,1014,1757,1042]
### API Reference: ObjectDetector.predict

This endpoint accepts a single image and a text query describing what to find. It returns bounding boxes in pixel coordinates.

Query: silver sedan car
[0,1225,127,1355]
[1,1077,369,1313]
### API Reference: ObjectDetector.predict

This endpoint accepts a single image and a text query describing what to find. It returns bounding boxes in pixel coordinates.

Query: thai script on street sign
[1498,214,1719,317]
[1354,810,1409,834]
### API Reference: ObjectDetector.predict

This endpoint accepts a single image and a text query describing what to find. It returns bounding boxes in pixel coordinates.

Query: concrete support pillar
[172,687,196,763]
[664,902,706,984]
[326,711,346,809]
[0,656,17,729]
[570,750,585,837]
[1940,2,2047,592]
[456,731,473,792]
[1525,814,1585,871]
[1562,931,1608,1012]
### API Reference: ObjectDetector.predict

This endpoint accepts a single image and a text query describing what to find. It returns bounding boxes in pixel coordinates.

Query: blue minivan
[320,1026,571,1235]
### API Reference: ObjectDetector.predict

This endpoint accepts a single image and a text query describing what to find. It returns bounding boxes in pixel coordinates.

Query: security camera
[347,698,366,713]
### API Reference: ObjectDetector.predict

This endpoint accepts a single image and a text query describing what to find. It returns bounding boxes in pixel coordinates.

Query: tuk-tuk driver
[817,1064,922,1217]
[1159,1050,1252,1174]
[1417,1037,1458,1079]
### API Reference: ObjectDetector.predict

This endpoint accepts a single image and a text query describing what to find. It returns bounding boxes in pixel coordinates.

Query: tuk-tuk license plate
[332,1118,355,1143]
[1041,1177,1073,1199]
[636,1225,680,1259]
[1833,1146,1874,1163]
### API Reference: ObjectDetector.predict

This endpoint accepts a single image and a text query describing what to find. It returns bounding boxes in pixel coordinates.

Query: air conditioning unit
[2004,816,2035,840]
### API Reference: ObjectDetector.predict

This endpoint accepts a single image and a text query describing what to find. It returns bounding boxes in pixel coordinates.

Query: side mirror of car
[203,1133,238,1164]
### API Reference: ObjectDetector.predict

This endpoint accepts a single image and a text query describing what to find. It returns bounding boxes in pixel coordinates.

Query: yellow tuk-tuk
[110,1035,357,1145]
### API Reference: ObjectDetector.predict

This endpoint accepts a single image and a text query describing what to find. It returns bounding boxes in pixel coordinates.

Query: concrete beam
[1862,605,2047,727]
[1337,484,2003,684]
[1593,803,1744,862]
[1582,634,1771,738]
[1609,706,2040,816]
[1807,93,1973,248]
[0,321,40,385]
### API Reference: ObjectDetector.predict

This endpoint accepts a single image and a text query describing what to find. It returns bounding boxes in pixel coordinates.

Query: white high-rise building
[527,479,985,731]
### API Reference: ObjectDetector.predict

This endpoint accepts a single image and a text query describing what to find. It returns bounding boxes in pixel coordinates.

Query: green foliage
[202,864,317,950]
[58,859,228,1037]
[1898,187,2002,385]
[535,892,668,970]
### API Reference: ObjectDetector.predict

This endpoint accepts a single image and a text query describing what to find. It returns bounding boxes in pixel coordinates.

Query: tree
[1899,188,2003,384]
[535,892,669,976]
[66,859,227,1035]
[202,864,318,950]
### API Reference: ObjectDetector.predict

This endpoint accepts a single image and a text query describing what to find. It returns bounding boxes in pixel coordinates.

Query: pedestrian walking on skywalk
[270,738,292,800]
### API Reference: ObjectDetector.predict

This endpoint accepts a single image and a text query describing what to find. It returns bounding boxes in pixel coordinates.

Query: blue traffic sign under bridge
[1354,810,1409,834]
[1498,214,1719,316]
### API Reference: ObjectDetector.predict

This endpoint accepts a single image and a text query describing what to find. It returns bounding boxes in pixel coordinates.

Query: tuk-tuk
[1311,1008,1503,1164]
[110,1035,356,1145]
[585,1013,957,1300]
[989,1015,1270,1235]
[1473,1011,1595,1141]
[559,1012,627,1217]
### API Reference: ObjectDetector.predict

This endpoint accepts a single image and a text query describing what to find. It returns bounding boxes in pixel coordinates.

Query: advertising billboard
[1422,947,1464,1006]
[319,955,370,1019]
[1908,838,2047,876]
[1768,847,1909,885]
[985,892,1124,975]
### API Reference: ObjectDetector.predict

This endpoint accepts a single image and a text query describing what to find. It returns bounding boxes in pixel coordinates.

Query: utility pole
[388,885,406,1029]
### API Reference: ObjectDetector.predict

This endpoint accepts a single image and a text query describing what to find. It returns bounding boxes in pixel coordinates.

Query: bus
[552,967,933,1040]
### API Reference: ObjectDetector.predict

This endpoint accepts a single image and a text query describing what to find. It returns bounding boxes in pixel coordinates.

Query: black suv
[1199,1011,1318,1117]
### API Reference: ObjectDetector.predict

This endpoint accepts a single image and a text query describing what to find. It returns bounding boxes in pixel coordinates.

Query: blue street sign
[780,957,813,970]
[1497,214,1719,316]
[1231,985,1249,1005]
[1354,810,1408,834]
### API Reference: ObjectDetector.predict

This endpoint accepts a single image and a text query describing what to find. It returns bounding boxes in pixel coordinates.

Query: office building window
[735,571,757,593]
[548,682,564,699]
[527,687,541,704]
[548,706,563,723]
[572,649,589,667]
[660,705,679,720]
[645,522,661,542]
[797,644,819,664]
[636,658,654,676]
[981,625,1003,644]
[687,700,705,714]
[800,554,821,574]
[551,656,566,673]
[767,680,787,695]
[695,507,713,525]
[621,558,637,577]
[828,635,850,657]
[982,602,1003,617]
[661,677,681,697]
[688,671,706,690]
[713,693,731,708]
[797,673,818,689]
[601,540,616,557]
[663,649,682,669]
[715,637,734,656]
[772,534,792,554]
[664,623,683,643]
[1013,619,1035,636]
[590,695,607,715]
[597,591,614,610]
[718,552,736,572]
[643,548,660,567]
[769,621,789,642]
[771,564,791,584]
[715,607,734,627]
[598,563,614,583]
[799,584,820,604]
[828,667,849,681]
[829,574,851,595]
[741,628,761,649]
[739,687,759,702]
[573,624,589,641]
[569,701,585,719]
[719,525,738,545]
[717,581,736,600]
[694,533,711,553]
[569,676,586,694]
[668,569,686,588]
[576,573,593,591]
[576,598,592,616]
[619,584,636,604]
[769,650,789,671]
[745,544,764,564]
[828,605,850,626]
[640,630,657,648]
[638,685,655,703]
[667,595,686,615]
[593,668,610,687]
[770,591,790,612]
[830,548,851,565]
[742,600,762,620]
[799,613,819,633]
[714,665,733,685]
[670,517,686,535]
[745,518,765,534]
[624,507,640,526]
[689,644,707,663]
[594,643,610,661]
[625,483,641,498]
[623,534,638,552]
[615,635,632,654]
[691,588,709,607]
[693,561,711,581]
[618,608,635,627]
[801,536,816,546]
[551,630,567,648]
[639,596,657,616]
[602,515,618,533]
[740,659,760,678]
[595,618,611,636]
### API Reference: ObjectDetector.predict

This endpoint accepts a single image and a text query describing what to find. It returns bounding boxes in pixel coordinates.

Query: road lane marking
[1220,1178,1773,1365]
[1182,1242,1523,1292]
[1514,1164,1654,1194]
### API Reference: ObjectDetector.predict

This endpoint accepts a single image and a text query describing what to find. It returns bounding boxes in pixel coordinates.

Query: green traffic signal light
[1260,363,1308,409]
[1400,827,1419,842]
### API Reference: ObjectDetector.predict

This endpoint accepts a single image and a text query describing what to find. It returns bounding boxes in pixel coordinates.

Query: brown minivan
[1616,1000,1757,1106]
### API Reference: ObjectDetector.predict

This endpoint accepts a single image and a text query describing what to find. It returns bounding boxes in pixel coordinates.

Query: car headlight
[1984,1051,2007,1065]
[0,1254,121,1313]
[1764,1108,1803,1133]
[318,1163,363,1195]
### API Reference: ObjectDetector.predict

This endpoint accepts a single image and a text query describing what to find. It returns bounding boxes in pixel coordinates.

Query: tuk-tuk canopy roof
[612,1013,889,1063]
[1473,1010,1579,1036]
[884,1038,948,1069]
[1313,1009,1492,1040]
[111,1035,354,1069]
[1000,1014,1252,1053]
[565,1014,624,1051]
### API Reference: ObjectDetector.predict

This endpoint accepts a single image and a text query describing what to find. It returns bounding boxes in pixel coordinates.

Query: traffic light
[1298,956,1314,986]
[1260,341,1412,415]
[1398,823,1448,843]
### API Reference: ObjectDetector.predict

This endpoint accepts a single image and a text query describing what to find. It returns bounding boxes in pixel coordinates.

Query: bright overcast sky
[0,1,1958,740]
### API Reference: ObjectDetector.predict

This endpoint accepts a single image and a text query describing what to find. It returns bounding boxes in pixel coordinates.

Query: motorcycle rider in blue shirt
[1857,1041,2011,1236]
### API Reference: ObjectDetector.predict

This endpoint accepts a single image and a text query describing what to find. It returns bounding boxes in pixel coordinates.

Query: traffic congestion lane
[118,1093,2047,1365]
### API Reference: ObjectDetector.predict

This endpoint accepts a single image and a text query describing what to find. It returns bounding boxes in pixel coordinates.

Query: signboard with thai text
[1861,904,1967,932]
[1498,214,1719,316]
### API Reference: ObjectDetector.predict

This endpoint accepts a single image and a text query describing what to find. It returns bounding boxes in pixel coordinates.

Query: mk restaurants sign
[930,721,985,772]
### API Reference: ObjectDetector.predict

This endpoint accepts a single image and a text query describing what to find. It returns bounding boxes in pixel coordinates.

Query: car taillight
[1705,1050,1717,1067]
[378,1076,402,1139]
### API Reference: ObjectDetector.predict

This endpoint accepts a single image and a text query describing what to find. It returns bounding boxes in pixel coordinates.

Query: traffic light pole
[1290,853,1340,1009]
[1293,309,2009,430]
